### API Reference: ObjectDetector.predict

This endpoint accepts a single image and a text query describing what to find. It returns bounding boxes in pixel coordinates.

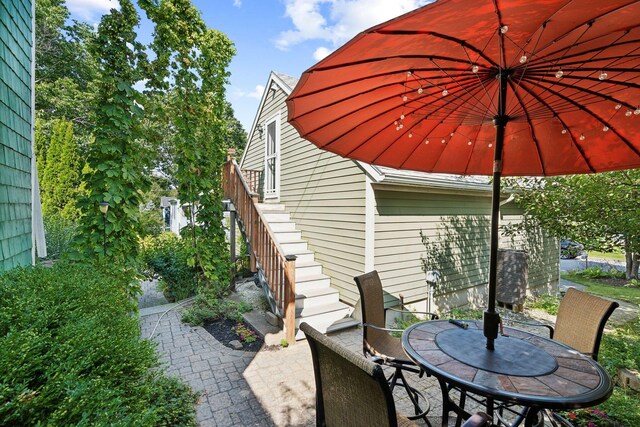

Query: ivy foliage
[140,0,235,293]
[74,0,152,264]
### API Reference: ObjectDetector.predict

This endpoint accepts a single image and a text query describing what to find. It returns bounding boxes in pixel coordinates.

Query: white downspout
[364,175,375,272]
[31,0,46,261]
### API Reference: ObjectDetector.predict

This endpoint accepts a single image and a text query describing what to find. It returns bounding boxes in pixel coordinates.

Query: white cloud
[66,0,118,22]
[235,85,265,100]
[313,46,332,61]
[233,0,242,7]
[276,0,431,50]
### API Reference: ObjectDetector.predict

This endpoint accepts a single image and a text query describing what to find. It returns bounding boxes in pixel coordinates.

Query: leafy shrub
[43,214,77,260]
[598,319,640,426]
[0,261,198,426]
[576,266,625,280]
[140,232,199,302]
[182,294,252,326]
[526,294,560,315]
[138,206,165,238]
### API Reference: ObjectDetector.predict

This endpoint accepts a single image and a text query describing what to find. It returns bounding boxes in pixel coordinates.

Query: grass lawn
[587,250,626,262]
[561,272,640,306]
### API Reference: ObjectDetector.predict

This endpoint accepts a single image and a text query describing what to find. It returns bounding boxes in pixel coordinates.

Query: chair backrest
[354,270,389,353]
[554,287,619,360]
[300,322,398,427]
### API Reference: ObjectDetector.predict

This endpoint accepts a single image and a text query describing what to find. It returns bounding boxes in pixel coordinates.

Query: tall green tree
[40,119,83,219]
[35,0,98,136]
[140,0,235,291]
[505,171,640,279]
[74,0,151,263]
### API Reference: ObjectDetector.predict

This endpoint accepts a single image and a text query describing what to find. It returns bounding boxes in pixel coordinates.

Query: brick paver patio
[140,308,447,426]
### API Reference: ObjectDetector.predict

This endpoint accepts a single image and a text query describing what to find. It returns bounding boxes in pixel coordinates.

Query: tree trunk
[624,236,639,280]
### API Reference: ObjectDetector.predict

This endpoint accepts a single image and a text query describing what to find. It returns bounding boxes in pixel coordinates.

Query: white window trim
[263,111,281,200]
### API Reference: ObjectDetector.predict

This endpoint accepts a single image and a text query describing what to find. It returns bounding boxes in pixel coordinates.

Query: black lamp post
[99,202,109,256]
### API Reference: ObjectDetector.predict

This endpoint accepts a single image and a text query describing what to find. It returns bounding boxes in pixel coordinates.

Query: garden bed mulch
[203,318,264,352]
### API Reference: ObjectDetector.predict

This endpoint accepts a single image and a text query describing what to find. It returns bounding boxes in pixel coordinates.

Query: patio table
[402,319,613,427]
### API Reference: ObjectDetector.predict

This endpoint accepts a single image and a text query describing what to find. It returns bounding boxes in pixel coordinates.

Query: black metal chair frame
[355,271,439,425]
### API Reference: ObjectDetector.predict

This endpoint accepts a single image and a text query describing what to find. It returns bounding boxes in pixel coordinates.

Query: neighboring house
[0,0,45,271]
[240,71,559,318]
[160,197,189,235]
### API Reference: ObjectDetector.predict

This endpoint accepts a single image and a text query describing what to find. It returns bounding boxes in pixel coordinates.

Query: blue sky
[66,0,430,132]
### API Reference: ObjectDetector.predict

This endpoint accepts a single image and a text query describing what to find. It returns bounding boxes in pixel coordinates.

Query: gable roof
[241,71,491,193]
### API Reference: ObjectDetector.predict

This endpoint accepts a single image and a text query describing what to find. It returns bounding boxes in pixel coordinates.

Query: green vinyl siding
[374,189,558,309]
[0,0,33,271]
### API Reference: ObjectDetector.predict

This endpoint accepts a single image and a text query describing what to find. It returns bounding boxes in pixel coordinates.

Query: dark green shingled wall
[0,0,33,271]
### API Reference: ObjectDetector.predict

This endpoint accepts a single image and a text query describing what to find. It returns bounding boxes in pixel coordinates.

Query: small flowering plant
[559,408,613,427]
[232,322,258,343]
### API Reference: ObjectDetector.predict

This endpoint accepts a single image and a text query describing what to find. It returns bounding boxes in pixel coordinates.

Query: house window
[264,113,280,198]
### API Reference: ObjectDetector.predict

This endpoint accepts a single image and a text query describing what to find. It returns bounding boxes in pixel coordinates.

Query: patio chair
[494,288,619,426]
[354,270,439,423]
[508,287,619,360]
[300,322,491,427]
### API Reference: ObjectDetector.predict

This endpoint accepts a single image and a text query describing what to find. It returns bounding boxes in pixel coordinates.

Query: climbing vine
[74,0,151,263]
[140,0,236,293]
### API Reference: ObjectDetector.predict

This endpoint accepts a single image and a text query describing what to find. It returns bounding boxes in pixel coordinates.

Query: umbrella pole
[484,73,509,350]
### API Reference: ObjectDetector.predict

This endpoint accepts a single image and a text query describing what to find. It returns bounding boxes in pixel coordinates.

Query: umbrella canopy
[287,0,640,349]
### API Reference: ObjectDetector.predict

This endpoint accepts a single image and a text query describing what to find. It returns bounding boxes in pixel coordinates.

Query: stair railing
[223,158,297,343]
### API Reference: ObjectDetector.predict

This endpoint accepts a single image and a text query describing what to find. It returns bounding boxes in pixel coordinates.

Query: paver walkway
[140,308,446,426]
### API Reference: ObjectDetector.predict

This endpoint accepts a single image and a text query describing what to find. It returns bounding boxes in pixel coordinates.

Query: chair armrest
[386,307,439,320]
[504,318,554,338]
[362,322,404,333]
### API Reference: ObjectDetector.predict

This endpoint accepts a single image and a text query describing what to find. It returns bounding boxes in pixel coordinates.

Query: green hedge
[140,233,199,302]
[0,262,197,426]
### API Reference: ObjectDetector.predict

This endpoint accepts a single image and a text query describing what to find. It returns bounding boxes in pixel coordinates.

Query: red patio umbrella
[286,0,640,350]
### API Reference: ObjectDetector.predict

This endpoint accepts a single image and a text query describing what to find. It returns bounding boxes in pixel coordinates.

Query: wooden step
[273,230,302,243]
[256,203,285,211]
[295,287,340,309]
[293,302,355,340]
[295,273,331,293]
[294,301,352,328]
[262,211,290,222]
[294,261,323,280]
[279,240,308,253]
[268,220,297,232]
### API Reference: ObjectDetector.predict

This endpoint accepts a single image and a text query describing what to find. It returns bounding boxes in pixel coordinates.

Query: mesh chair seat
[366,331,412,363]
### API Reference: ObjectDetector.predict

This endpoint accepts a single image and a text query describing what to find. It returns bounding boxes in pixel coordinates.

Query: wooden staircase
[257,203,359,339]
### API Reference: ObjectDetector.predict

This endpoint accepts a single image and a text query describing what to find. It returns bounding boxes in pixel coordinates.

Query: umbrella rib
[294,60,492,101]
[529,34,640,67]
[507,79,546,175]
[428,58,495,115]
[370,85,491,167]
[373,29,499,68]
[523,75,640,107]
[522,78,640,158]
[530,1,640,58]
[463,126,486,174]
[461,45,498,112]
[492,0,509,70]
[515,81,597,173]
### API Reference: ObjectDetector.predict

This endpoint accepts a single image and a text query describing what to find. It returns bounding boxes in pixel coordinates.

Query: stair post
[284,254,297,344]
[249,193,259,272]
